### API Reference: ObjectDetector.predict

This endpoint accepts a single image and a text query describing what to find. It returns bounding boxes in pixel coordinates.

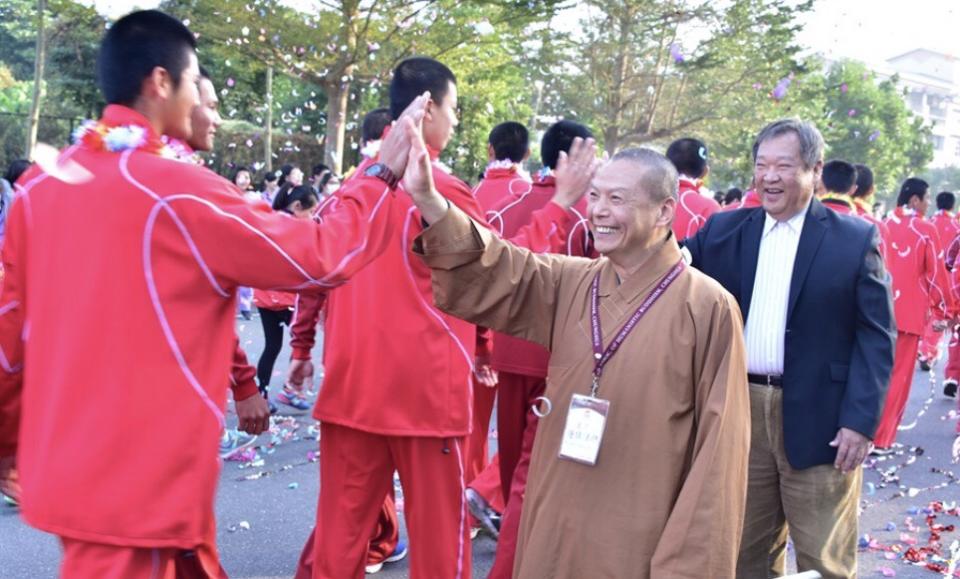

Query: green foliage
[921,166,960,195]
[816,61,932,195]
[0,0,940,192]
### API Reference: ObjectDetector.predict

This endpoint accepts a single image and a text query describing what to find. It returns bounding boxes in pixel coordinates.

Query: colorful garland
[72,120,174,158]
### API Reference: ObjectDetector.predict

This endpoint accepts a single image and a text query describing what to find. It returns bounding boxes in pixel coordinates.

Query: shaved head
[609,148,678,204]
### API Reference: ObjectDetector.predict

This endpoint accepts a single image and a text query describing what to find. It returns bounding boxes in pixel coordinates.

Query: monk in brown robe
[400,125,751,578]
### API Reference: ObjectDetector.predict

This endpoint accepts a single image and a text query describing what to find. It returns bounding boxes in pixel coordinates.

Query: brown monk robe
[405,139,750,578]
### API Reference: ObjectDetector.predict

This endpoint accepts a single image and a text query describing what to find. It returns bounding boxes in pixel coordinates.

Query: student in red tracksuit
[464,121,538,531]
[0,12,428,576]
[919,192,960,369]
[722,188,762,211]
[481,120,596,579]
[852,164,890,260]
[667,137,720,239]
[290,107,405,576]
[876,178,953,450]
[180,67,271,443]
[473,122,532,211]
[292,58,589,579]
[818,160,890,248]
[947,248,960,402]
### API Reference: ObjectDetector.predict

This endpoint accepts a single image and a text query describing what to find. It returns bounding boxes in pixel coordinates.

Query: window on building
[909,91,924,111]
[933,135,945,150]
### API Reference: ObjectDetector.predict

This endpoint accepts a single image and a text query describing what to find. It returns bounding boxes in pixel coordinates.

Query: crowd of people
[0,8,957,579]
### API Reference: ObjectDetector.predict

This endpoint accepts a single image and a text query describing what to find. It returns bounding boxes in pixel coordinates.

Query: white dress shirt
[744,207,808,375]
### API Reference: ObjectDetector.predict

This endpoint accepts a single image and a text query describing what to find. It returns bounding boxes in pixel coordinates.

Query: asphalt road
[1,316,958,578]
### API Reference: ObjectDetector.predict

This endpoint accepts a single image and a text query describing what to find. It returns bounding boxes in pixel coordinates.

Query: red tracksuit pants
[296,493,399,573]
[920,318,943,362]
[487,372,545,579]
[296,423,471,579]
[944,326,960,383]
[465,382,496,484]
[59,528,226,579]
[874,331,921,448]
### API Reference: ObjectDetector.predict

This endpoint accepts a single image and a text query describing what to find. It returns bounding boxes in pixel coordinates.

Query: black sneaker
[944,380,958,398]
[919,359,932,373]
[465,487,500,540]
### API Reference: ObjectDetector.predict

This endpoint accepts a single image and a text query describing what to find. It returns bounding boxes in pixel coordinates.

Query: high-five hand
[378,92,430,178]
[401,112,448,224]
[551,137,600,209]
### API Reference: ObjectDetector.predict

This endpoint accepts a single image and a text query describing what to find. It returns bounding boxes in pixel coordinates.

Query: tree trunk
[603,7,632,156]
[323,0,359,175]
[323,77,351,175]
[25,0,47,158]
[264,65,273,172]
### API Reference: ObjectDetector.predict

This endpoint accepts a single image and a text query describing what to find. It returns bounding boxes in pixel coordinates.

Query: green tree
[540,0,813,156]
[166,0,561,175]
[817,61,932,195]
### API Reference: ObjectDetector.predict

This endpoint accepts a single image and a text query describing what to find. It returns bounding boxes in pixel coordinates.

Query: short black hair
[665,138,709,179]
[936,191,956,211]
[540,120,593,170]
[897,177,929,207]
[488,122,529,163]
[853,163,874,199]
[821,159,858,194]
[263,171,278,183]
[96,10,197,106]
[724,187,743,205]
[389,57,457,120]
[4,159,30,186]
[361,108,392,143]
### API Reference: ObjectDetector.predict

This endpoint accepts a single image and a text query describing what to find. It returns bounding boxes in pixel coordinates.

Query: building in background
[879,49,960,168]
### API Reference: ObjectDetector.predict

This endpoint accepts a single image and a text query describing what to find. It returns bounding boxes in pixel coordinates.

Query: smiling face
[587,159,675,270]
[157,51,201,142]
[422,81,459,153]
[187,77,221,152]
[753,131,821,222]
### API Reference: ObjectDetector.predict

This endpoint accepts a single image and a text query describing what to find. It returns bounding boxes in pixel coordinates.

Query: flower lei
[72,120,175,158]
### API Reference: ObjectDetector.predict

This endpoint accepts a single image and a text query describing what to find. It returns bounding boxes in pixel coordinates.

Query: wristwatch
[364,162,400,190]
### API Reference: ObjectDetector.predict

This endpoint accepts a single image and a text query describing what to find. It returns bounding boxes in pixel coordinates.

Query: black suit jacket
[685,199,895,469]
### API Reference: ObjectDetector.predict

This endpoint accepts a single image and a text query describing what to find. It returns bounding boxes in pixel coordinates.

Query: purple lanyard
[589,260,686,397]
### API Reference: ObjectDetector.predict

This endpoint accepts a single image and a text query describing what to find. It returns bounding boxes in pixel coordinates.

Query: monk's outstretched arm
[414,204,568,350]
[650,292,751,577]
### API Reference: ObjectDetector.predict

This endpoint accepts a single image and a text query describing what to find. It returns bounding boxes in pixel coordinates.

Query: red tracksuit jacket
[673,177,720,239]
[0,105,399,548]
[293,159,576,436]
[473,166,531,211]
[884,206,953,335]
[484,175,591,377]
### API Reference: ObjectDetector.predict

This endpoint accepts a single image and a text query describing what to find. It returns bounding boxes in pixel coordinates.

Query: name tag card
[558,394,610,466]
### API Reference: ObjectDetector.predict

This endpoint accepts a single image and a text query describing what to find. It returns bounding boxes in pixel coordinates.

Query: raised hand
[378,92,430,178]
[551,137,600,209]
[401,111,448,224]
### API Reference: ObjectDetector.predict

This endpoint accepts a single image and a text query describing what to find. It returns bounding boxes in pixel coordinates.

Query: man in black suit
[684,118,895,579]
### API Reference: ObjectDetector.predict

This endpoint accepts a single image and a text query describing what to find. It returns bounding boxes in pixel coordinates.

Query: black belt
[748,373,783,387]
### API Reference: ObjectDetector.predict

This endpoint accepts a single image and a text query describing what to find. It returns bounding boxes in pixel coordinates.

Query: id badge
[558,393,610,466]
